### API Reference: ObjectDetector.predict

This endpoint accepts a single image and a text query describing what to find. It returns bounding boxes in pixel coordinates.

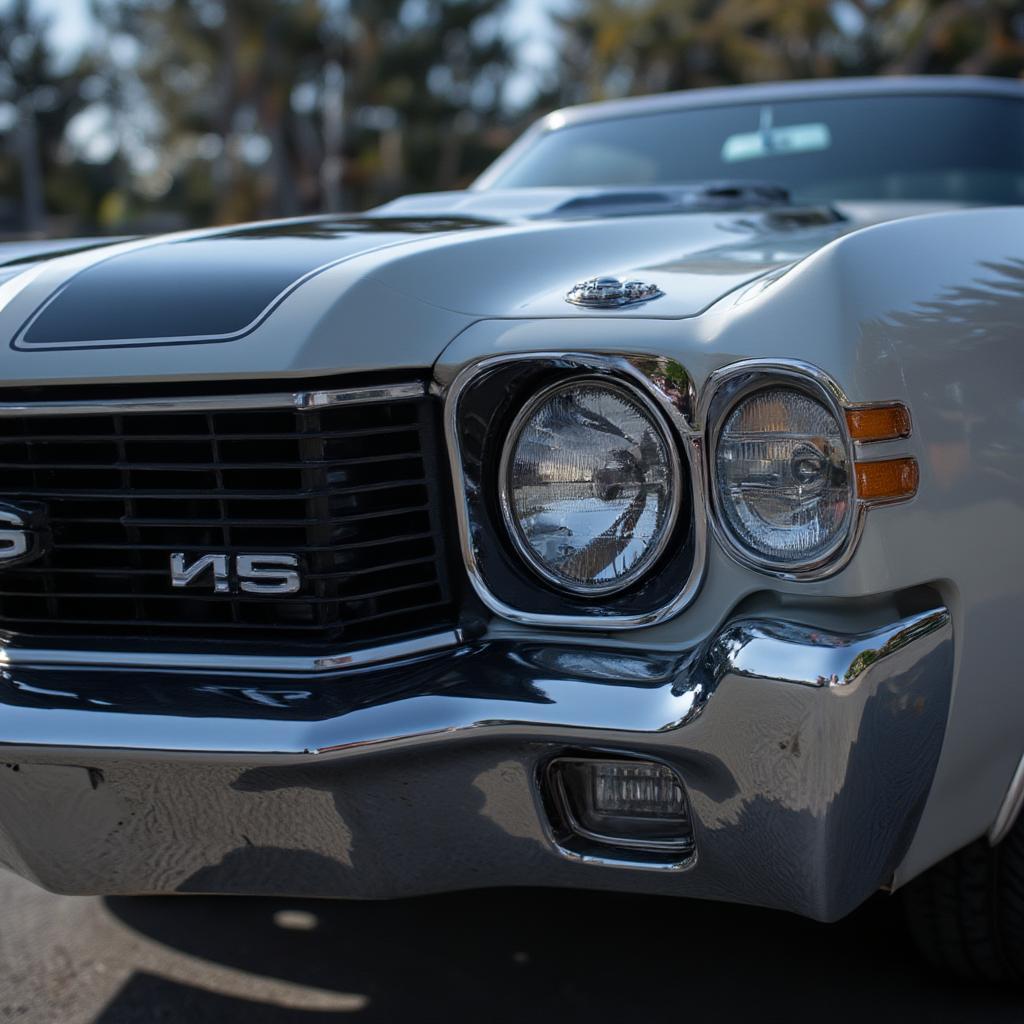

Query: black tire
[902,814,1024,982]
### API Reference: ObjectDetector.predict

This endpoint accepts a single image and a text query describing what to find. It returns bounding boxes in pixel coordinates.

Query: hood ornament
[566,276,663,309]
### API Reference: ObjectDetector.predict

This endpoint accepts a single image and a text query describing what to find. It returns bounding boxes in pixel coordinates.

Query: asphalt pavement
[1,867,1022,1023]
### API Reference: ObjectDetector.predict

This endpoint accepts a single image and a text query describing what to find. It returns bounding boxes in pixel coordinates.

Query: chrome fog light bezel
[497,375,682,597]
[704,361,860,580]
[542,754,697,868]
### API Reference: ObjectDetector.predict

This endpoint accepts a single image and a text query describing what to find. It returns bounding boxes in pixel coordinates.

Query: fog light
[548,757,693,855]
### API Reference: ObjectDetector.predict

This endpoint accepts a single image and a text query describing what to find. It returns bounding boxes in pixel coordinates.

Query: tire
[902,814,1024,982]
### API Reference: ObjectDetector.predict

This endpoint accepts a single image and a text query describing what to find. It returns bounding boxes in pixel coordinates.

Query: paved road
[1,867,1022,1023]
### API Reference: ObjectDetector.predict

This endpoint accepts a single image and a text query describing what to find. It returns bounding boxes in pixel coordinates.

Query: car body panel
[433,202,1024,883]
[0,76,1021,912]
[0,194,959,385]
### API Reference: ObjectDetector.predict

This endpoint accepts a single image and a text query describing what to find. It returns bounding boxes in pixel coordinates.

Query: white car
[0,74,1022,981]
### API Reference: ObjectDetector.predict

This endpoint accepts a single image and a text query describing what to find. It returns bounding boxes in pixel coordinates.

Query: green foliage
[552,0,1024,103]
[83,0,514,226]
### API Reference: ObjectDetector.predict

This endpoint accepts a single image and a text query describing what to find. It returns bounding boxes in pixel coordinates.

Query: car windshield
[486,94,1024,205]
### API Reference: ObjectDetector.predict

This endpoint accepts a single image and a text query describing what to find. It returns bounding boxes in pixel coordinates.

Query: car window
[487,95,1024,205]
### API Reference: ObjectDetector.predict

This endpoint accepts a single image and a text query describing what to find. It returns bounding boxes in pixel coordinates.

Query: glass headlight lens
[715,386,852,567]
[501,379,678,595]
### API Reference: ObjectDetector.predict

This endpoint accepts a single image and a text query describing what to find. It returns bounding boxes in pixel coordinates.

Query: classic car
[0,74,1021,980]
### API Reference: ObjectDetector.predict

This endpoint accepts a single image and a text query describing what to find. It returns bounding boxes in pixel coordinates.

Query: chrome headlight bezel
[704,362,859,580]
[444,351,707,631]
[448,352,913,624]
[497,375,683,598]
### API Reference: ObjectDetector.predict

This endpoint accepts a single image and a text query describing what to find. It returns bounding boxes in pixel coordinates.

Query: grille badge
[0,502,50,568]
[170,553,302,595]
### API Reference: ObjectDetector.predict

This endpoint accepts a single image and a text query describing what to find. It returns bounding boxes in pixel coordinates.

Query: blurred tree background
[0,0,1022,236]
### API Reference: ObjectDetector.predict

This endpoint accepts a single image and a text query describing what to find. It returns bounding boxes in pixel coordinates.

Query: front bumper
[0,605,951,922]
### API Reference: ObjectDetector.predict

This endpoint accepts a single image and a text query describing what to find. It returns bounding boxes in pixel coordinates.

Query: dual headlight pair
[499,371,876,595]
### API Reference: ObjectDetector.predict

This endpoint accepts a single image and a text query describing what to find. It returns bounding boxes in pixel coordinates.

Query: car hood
[0,191,941,385]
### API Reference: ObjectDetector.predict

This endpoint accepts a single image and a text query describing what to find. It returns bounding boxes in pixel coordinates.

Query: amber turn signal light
[846,404,912,443]
[855,458,919,503]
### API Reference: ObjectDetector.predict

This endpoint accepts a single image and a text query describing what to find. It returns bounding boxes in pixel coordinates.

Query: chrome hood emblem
[566,276,663,309]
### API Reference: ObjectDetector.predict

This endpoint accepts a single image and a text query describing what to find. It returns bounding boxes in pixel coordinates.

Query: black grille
[0,386,457,651]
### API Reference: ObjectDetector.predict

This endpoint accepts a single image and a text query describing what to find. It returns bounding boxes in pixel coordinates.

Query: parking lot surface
[1,867,1022,1022]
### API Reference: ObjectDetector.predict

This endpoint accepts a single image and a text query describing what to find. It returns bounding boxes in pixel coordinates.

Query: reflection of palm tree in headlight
[524,439,664,582]
[592,446,644,501]
[557,485,651,583]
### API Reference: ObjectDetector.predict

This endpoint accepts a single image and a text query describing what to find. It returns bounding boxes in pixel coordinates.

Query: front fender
[436,205,1024,885]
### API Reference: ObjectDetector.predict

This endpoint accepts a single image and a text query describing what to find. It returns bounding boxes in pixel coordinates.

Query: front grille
[0,383,457,652]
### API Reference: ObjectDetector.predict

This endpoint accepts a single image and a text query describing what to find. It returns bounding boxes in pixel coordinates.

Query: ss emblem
[170,553,302,594]
[0,502,51,568]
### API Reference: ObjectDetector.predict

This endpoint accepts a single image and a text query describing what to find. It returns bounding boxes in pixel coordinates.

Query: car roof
[546,75,1024,131]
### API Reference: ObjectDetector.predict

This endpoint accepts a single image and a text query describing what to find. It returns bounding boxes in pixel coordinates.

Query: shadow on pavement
[99,887,1023,1022]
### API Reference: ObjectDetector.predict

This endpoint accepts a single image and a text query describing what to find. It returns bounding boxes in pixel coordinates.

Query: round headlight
[500,378,680,595]
[714,385,853,569]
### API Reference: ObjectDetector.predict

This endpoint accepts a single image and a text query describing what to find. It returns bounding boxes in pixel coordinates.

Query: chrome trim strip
[0,381,425,418]
[0,608,948,758]
[0,629,463,677]
[443,351,707,631]
[990,750,1024,845]
[549,844,698,873]
[717,606,950,689]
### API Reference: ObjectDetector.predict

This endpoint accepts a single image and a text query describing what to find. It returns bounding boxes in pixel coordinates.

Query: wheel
[902,814,1024,982]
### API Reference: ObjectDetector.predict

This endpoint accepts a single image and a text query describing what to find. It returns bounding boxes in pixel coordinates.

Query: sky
[19,0,565,109]
[22,0,96,59]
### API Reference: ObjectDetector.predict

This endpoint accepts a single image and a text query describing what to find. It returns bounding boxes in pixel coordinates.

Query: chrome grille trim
[0,378,456,657]
[0,628,464,677]
[0,381,425,418]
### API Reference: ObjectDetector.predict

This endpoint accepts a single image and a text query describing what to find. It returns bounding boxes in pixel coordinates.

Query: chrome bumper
[0,606,952,921]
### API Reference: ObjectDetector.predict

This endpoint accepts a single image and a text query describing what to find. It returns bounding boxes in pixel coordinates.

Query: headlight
[500,378,680,595]
[713,385,853,569]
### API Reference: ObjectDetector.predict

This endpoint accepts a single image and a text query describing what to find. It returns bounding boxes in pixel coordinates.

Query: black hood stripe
[12,217,491,352]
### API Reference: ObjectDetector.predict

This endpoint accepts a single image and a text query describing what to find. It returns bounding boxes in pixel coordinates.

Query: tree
[549,0,1024,106]
[87,0,515,226]
[341,0,514,204]
[6,0,1024,236]
[0,0,95,233]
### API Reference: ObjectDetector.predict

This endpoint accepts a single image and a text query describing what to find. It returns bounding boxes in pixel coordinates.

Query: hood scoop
[542,181,793,220]
[373,183,795,224]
